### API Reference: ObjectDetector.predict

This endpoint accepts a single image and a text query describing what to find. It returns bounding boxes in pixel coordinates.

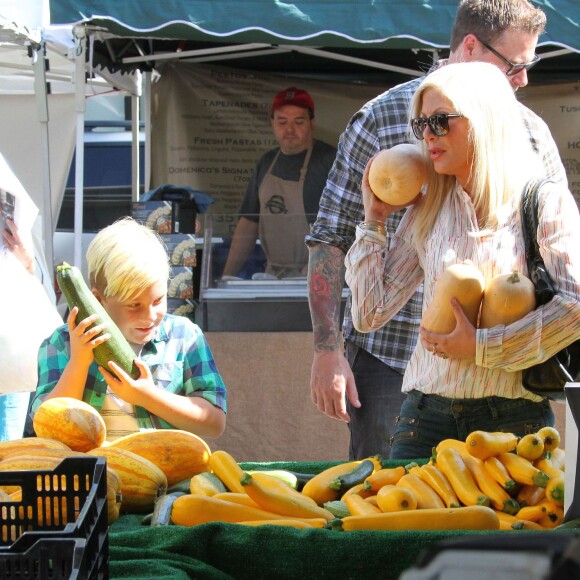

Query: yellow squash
[341,505,499,531]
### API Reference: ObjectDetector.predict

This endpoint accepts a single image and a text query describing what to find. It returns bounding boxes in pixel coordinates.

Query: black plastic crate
[0,456,108,579]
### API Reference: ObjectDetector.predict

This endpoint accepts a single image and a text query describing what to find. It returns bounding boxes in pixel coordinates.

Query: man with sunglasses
[306,0,568,461]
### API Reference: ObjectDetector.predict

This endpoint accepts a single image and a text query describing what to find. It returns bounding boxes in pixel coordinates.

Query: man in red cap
[222,87,336,279]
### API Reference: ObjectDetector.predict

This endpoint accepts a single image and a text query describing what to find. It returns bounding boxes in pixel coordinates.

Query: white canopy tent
[0,2,140,275]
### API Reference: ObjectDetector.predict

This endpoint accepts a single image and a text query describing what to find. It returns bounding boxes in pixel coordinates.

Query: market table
[106,460,577,580]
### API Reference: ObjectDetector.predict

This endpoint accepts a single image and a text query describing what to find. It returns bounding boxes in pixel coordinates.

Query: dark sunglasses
[410,113,464,140]
[477,38,541,77]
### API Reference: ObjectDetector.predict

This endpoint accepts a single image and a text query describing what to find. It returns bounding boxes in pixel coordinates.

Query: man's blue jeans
[390,389,555,461]
[346,343,407,460]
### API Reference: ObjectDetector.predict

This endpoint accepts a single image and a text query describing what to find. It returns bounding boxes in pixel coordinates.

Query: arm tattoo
[307,243,346,352]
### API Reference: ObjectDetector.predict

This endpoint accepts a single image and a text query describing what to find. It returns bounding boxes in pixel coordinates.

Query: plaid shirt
[306,71,567,373]
[32,314,227,429]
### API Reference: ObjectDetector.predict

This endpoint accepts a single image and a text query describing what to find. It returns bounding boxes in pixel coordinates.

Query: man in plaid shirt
[306,0,567,460]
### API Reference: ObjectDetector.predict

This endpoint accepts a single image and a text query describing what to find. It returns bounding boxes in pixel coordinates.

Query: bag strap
[521,178,555,306]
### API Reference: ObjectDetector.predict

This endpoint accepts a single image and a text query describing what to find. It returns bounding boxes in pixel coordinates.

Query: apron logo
[265,194,288,214]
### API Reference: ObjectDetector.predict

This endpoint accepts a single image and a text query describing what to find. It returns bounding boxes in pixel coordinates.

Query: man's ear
[462,34,478,58]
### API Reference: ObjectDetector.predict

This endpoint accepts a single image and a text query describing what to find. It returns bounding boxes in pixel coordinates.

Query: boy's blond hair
[87,217,170,302]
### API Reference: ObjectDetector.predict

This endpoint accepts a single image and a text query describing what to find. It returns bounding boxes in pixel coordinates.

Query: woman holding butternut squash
[345,62,580,460]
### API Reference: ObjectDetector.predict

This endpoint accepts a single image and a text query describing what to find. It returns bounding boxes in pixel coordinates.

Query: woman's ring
[440,353,448,360]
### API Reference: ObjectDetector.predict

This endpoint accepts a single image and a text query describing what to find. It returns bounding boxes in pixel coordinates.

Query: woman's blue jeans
[390,389,554,461]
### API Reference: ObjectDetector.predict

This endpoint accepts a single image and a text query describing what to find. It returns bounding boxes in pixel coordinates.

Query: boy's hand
[98,359,153,406]
[68,306,110,369]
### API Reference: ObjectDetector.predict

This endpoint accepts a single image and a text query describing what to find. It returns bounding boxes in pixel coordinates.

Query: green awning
[50,0,579,52]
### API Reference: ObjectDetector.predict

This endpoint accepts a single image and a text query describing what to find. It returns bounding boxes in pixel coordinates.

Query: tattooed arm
[307,242,360,422]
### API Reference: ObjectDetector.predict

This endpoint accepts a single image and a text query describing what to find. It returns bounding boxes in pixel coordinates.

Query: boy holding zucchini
[29,218,227,440]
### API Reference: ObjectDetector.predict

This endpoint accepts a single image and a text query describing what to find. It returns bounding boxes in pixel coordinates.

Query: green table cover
[106,459,546,579]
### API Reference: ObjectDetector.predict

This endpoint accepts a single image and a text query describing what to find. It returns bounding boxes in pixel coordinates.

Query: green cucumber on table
[56,261,140,379]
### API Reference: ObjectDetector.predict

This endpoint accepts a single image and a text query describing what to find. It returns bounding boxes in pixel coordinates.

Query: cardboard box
[132,201,173,234]
[160,234,197,267]
[168,266,194,299]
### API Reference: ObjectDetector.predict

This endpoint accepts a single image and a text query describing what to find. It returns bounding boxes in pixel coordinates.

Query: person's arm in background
[308,242,359,421]
[221,217,259,277]
[2,218,34,273]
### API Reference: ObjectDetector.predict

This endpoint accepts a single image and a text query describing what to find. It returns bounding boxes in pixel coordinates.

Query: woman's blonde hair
[87,217,170,302]
[409,61,539,243]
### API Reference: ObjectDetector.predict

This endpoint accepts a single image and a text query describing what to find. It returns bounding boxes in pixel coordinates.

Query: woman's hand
[67,306,110,370]
[419,298,477,360]
[2,219,35,273]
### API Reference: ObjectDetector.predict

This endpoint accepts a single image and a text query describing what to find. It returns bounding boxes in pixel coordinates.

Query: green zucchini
[167,478,193,494]
[56,262,140,379]
[323,500,351,519]
[150,492,185,526]
[328,459,375,492]
[283,470,316,491]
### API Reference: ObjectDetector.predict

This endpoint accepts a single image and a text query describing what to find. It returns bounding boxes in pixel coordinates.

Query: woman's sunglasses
[410,113,464,140]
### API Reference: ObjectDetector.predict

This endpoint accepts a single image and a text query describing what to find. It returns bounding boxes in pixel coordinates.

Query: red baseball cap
[271,87,315,117]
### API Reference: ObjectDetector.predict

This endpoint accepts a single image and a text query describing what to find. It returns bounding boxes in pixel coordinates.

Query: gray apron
[258,146,313,278]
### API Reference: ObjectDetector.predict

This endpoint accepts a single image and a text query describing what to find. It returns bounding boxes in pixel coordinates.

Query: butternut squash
[479,270,536,328]
[422,261,485,334]
[368,143,426,206]
[465,430,518,460]
[376,484,418,512]
[341,505,499,531]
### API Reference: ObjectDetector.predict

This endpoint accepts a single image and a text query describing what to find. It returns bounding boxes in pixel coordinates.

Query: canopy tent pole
[143,71,152,193]
[31,40,54,274]
[131,92,140,201]
[73,26,86,269]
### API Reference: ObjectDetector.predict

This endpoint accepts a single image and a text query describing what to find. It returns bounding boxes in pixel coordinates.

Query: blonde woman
[345,62,580,460]
[30,218,226,440]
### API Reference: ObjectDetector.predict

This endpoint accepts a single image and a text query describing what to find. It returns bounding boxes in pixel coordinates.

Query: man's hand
[310,350,360,422]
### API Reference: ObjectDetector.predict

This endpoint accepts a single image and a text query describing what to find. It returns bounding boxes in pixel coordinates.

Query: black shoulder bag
[521,179,580,401]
